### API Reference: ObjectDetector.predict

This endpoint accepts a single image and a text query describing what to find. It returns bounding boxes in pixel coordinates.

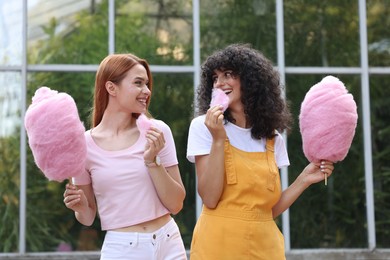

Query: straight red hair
[92,53,153,127]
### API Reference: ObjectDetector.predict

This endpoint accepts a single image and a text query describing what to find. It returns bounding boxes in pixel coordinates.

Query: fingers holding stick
[320,161,334,186]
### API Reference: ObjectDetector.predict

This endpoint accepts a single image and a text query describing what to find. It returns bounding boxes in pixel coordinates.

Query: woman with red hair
[63,53,187,259]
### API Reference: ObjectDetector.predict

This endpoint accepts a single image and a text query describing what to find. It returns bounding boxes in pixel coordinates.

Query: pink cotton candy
[24,87,87,182]
[136,114,153,133]
[210,88,229,112]
[299,76,358,163]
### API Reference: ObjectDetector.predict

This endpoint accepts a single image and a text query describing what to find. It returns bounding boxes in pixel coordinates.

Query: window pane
[0,72,22,252]
[28,0,108,65]
[370,75,390,248]
[149,73,196,248]
[25,71,196,251]
[0,73,22,136]
[284,1,360,67]
[286,74,366,248]
[0,1,22,65]
[367,0,390,67]
[200,0,277,62]
[115,0,193,65]
[26,72,99,252]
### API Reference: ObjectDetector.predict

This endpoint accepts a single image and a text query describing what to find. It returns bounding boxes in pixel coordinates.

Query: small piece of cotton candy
[136,114,153,133]
[24,86,87,182]
[210,88,229,112]
[299,76,358,163]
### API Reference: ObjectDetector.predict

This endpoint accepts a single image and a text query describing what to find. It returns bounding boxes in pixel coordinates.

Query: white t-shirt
[186,115,290,168]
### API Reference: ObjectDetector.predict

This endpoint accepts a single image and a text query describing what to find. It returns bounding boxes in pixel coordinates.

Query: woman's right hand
[205,105,226,141]
[196,105,227,208]
[63,183,88,213]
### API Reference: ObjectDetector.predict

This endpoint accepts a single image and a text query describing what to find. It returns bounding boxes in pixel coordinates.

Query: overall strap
[265,137,278,191]
[224,139,237,185]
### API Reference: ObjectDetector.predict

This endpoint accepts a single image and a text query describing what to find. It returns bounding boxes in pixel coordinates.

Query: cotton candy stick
[210,88,229,112]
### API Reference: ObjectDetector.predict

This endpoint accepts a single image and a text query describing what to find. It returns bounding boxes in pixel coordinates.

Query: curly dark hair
[196,43,293,139]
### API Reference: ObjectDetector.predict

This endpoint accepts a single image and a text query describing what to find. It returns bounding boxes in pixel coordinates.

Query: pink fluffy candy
[24,87,87,182]
[299,76,358,163]
[136,114,154,134]
[210,88,229,112]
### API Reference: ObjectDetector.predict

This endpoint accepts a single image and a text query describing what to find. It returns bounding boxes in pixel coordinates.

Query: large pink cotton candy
[299,76,358,163]
[24,87,87,182]
[210,88,229,112]
[136,114,154,134]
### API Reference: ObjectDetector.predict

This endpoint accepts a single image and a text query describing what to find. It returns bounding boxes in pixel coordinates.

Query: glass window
[28,0,108,65]
[1,0,390,255]
[0,1,22,65]
[0,72,22,252]
[370,75,390,248]
[25,72,98,252]
[26,71,95,124]
[148,73,196,248]
[200,0,277,62]
[0,73,22,136]
[367,0,390,67]
[284,1,360,67]
[286,74,366,248]
[24,71,196,251]
[115,0,193,65]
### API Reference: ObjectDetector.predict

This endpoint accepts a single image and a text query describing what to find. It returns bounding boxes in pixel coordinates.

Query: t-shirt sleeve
[275,132,290,168]
[186,115,213,163]
[72,131,92,185]
[154,120,178,167]
[72,169,91,185]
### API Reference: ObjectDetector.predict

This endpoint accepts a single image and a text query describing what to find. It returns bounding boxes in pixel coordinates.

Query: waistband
[202,206,273,221]
[105,218,178,242]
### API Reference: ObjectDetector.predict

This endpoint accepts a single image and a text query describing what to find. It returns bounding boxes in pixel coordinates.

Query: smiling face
[113,64,151,114]
[212,69,242,111]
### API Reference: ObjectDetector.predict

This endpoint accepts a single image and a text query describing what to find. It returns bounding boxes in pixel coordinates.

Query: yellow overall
[190,138,285,260]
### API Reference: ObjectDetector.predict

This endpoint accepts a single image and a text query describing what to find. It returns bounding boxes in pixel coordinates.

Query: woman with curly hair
[186,44,334,259]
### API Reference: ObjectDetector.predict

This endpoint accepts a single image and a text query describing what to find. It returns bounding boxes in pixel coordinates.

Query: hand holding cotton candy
[299,76,358,173]
[210,88,229,112]
[24,87,87,182]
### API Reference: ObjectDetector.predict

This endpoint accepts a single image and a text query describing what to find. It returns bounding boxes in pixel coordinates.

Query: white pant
[100,218,187,260]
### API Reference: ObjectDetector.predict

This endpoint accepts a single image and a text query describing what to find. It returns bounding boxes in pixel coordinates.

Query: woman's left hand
[301,160,334,185]
[144,126,165,161]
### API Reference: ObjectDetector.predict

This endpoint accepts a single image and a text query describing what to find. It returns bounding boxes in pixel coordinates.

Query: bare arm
[147,164,185,215]
[195,141,225,208]
[63,183,97,226]
[144,126,185,215]
[195,106,226,208]
[272,161,334,218]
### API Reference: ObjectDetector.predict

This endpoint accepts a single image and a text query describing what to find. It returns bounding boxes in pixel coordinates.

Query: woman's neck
[97,111,136,134]
[229,107,250,128]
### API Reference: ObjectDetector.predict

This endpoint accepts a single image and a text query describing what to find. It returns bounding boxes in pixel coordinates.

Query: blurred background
[0,0,389,258]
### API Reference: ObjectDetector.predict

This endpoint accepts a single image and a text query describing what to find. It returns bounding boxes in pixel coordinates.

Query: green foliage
[0,134,20,252]
[200,0,277,61]
[17,0,196,252]
[284,0,361,67]
[370,76,390,247]
[1,0,389,252]
[282,0,390,248]
[149,74,196,245]
[286,74,368,248]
